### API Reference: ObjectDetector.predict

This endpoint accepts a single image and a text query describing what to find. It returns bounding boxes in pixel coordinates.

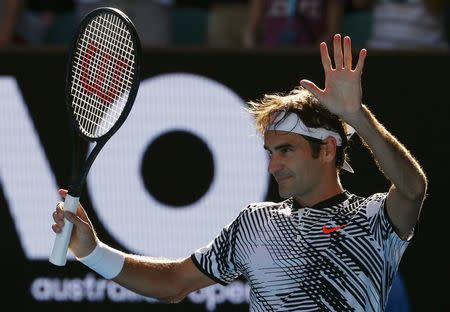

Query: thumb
[76,204,93,226]
[63,210,86,229]
[300,79,323,100]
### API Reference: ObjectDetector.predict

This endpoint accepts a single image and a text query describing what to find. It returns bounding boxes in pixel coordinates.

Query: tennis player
[51,34,427,311]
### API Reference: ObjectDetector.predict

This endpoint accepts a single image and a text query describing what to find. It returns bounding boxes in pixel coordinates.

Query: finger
[319,42,332,73]
[58,189,68,198]
[355,49,367,74]
[56,201,64,212]
[333,34,343,69]
[55,217,65,228]
[343,36,352,70]
[53,203,66,227]
[52,205,65,230]
[52,209,60,222]
[57,190,88,221]
[300,79,323,101]
[52,223,62,233]
[55,202,65,219]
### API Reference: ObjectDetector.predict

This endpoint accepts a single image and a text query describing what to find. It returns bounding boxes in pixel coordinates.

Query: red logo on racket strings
[81,42,128,104]
[322,224,347,234]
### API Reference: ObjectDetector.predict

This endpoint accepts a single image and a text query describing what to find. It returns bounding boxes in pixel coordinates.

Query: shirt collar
[291,190,352,211]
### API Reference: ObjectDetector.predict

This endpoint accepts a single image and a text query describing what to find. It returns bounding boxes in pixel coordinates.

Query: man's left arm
[346,105,428,239]
[299,34,428,239]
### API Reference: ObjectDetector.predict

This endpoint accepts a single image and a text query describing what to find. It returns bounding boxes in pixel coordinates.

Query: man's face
[264,130,323,199]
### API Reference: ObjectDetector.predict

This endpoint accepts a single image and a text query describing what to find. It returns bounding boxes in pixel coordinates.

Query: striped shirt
[192,191,410,311]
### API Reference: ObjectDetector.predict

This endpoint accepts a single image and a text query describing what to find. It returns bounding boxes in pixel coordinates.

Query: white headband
[266,111,355,173]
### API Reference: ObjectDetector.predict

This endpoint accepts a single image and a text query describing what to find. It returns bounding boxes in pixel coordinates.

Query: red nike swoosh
[322,224,346,234]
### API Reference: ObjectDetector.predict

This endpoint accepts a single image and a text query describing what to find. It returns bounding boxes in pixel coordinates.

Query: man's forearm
[114,255,187,303]
[348,105,427,199]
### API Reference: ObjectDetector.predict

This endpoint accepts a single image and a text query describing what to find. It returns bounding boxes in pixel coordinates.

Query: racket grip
[49,194,80,266]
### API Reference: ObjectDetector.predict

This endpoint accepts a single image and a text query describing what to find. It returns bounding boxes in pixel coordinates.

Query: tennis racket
[49,7,141,266]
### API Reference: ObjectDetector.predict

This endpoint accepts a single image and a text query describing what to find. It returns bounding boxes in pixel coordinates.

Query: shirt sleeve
[191,211,243,285]
[365,193,411,263]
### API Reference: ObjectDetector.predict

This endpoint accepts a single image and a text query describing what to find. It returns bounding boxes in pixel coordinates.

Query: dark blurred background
[1,1,449,311]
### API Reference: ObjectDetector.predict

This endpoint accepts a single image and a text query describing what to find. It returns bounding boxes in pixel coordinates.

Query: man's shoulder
[242,199,290,213]
[346,191,387,204]
[231,199,292,226]
[344,191,388,216]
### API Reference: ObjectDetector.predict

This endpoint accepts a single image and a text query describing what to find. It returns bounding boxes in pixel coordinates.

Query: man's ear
[321,136,337,164]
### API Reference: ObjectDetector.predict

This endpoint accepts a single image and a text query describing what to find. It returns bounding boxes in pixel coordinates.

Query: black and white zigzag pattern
[192,192,410,312]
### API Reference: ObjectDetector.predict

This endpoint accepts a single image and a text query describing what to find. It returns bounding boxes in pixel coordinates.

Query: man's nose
[268,156,283,175]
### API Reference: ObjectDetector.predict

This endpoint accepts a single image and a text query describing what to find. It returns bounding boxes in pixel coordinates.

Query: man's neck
[294,179,344,208]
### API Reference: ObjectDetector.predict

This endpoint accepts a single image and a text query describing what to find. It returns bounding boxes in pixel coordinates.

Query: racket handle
[49,194,80,266]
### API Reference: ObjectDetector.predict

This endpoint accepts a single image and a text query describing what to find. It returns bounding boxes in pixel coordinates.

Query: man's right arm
[114,255,216,303]
[52,189,216,303]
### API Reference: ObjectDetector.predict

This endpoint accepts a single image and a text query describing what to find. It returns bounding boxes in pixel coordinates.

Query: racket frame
[65,6,141,197]
[50,7,141,266]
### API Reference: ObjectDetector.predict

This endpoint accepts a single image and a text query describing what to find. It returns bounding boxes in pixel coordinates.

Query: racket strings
[71,12,136,138]
[78,13,132,136]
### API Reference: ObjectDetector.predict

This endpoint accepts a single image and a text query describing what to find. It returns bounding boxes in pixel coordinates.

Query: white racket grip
[49,194,80,266]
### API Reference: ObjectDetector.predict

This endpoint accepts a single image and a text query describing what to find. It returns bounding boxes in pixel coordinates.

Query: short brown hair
[247,86,351,170]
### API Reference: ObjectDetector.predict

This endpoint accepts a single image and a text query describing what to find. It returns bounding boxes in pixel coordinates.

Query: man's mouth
[276,175,291,184]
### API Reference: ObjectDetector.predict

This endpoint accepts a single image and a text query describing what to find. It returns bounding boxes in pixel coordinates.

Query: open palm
[300,34,367,122]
